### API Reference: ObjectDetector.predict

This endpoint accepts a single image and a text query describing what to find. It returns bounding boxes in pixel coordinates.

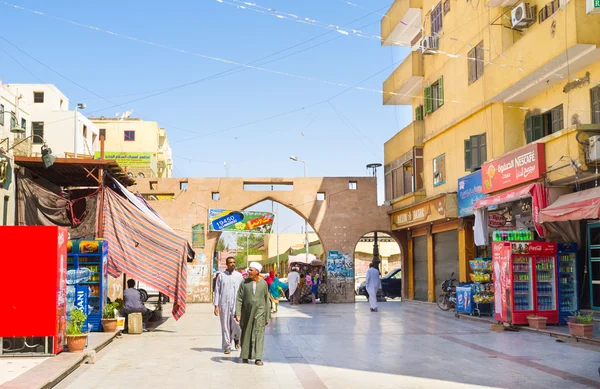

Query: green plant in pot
[66,308,88,352]
[101,302,119,332]
[567,312,595,338]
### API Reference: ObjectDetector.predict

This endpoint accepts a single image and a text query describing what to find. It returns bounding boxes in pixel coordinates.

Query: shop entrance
[434,230,459,297]
[587,223,600,310]
[413,236,428,301]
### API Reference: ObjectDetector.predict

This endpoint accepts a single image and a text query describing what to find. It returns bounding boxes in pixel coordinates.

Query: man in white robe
[214,256,243,354]
[366,263,382,312]
[287,266,300,305]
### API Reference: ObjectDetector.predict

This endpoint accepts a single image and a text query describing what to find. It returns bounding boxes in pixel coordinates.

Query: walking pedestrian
[287,266,300,305]
[366,263,382,312]
[213,257,243,354]
[235,262,270,366]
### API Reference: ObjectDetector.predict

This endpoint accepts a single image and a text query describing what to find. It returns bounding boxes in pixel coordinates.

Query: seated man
[123,279,152,328]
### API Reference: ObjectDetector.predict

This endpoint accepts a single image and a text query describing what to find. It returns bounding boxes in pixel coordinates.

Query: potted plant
[66,308,88,352]
[568,312,595,337]
[101,302,118,332]
[527,315,547,329]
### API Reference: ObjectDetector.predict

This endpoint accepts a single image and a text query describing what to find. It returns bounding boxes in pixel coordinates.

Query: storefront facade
[391,194,462,301]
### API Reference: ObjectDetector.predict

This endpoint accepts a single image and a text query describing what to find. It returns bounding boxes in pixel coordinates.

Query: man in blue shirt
[124,279,152,326]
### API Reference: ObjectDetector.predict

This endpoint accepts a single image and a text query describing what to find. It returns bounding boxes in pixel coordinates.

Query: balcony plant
[101,302,118,332]
[527,315,547,330]
[66,308,88,352]
[567,312,595,337]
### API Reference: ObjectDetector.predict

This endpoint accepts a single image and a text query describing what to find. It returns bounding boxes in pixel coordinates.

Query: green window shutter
[424,87,432,114]
[415,105,423,121]
[464,139,472,171]
[525,116,533,144]
[438,76,444,107]
[532,115,543,141]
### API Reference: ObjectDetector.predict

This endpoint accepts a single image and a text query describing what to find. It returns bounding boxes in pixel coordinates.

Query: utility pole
[372,231,381,272]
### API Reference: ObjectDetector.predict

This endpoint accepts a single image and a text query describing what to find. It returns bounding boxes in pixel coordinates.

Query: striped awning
[102,187,188,320]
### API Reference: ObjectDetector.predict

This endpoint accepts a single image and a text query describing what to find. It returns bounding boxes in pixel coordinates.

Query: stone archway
[130,177,391,303]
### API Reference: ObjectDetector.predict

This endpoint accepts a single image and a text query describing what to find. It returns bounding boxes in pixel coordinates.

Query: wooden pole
[97,134,105,239]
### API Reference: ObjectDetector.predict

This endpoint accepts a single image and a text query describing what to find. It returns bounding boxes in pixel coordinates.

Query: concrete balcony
[487,0,600,103]
[157,149,166,166]
[384,121,424,165]
[381,0,423,46]
[383,52,424,105]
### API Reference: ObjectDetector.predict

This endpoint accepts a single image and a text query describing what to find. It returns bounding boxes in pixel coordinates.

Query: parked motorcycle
[436,272,457,311]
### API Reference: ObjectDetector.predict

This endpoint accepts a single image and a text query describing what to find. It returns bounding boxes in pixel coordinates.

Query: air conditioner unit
[588,135,600,161]
[420,36,438,55]
[511,3,535,29]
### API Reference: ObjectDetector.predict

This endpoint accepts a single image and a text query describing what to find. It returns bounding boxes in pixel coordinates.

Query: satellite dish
[115,112,121,118]
[122,110,133,119]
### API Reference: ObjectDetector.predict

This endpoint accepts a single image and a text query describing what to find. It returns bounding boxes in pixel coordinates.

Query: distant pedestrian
[213,257,243,354]
[235,262,270,366]
[287,267,300,305]
[366,263,382,312]
[265,269,275,287]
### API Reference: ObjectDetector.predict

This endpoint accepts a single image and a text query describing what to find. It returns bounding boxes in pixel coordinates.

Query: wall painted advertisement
[208,209,274,233]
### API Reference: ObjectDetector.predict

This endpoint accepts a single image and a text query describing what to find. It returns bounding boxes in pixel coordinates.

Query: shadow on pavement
[210,356,244,364]
[191,347,222,353]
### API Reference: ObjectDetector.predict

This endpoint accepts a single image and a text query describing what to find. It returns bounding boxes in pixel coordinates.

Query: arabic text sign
[481,143,545,194]
[94,152,153,168]
[208,209,274,232]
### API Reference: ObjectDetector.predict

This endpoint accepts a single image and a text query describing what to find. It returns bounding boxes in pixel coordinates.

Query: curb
[402,299,600,347]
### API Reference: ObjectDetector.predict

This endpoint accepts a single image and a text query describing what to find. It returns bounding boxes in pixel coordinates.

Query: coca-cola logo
[494,244,503,252]
[528,244,543,253]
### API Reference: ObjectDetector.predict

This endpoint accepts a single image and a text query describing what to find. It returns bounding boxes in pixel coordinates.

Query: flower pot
[101,318,118,332]
[527,316,547,330]
[568,322,594,337]
[66,334,88,352]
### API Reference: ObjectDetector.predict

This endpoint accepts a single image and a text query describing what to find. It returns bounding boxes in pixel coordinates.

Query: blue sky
[0,0,411,234]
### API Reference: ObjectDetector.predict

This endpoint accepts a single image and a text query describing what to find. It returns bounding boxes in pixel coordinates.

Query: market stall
[289,260,327,303]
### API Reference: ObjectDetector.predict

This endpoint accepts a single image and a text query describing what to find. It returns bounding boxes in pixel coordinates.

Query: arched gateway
[130,177,402,303]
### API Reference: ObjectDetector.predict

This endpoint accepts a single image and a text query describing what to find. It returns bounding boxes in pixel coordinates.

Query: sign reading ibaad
[481,143,545,194]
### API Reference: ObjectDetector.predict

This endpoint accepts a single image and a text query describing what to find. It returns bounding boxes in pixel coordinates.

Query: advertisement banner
[481,143,545,194]
[458,171,487,217]
[94,152,153,168]
[192,224,205,248]
[392,194,458,229]
[208,209,274,233]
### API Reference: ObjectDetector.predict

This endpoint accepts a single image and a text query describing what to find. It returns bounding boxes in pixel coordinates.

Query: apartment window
[99,129,106,140]
[124,130,135,141]
[539,0,561,23]
[317,192,326,201]
[21,118,26,130]
[180,181,188,191]
[212,192,221,201]
[444,0,451,14]
[464,133,487,171]
[468,42,485,84]
[0,104,4,126]
[591,86,600,124]
[431,2,443,35]
[433,154,446,186]
[424,76,444,114]
[415,105,424,121]
[83,125,88,138]
[92,133,97,148]
[32,122,44,144]
[349,181,357,190]
[33,92,44,103]
[150,181,158,190]
[10,112,16,129]
[525,105,564,143]
[384,148,423,201]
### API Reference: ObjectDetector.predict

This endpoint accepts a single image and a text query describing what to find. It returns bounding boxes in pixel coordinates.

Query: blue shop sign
[458,171,487,217]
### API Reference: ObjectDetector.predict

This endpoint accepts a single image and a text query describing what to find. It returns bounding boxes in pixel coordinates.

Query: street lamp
[1,134,56,168]
[289,156,309,263]
[74,103,86,158]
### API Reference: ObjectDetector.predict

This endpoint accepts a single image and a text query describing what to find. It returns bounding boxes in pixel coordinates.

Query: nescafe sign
[488,213,507,228]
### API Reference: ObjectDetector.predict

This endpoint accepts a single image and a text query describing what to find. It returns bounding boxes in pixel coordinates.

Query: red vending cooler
[0,226,68,355]
[493,241,558,325]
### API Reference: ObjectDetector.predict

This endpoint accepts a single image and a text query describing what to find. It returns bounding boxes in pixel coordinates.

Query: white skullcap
[249,262,262,273]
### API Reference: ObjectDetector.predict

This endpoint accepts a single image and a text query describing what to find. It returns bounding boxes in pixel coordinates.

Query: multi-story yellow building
[91,117,173,179]
[382,0,600,302]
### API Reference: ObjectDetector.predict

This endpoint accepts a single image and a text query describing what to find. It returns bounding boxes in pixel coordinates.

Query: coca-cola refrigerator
[0,226,68,355]
[493,241,559,325]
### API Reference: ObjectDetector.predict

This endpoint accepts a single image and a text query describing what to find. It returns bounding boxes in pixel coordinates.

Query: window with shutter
[468,41,484,84]
[438,76,444,107]
[479,133,487,166]
[551,105,563,133]
[470,135,479,168]
[525,116,533,143]
[424,87,432,114]
[415,105,424,121]
[592,86,600,124]
[476,42,484,80]
[464,139,472,171]
[532,115,544,141]
[433,154,446,186]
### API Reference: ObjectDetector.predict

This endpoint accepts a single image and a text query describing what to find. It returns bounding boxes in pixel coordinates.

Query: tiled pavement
[53,299,600,389]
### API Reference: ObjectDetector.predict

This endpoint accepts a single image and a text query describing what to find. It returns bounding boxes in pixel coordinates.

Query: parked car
[355,275,366,295]
[358,267,402,299]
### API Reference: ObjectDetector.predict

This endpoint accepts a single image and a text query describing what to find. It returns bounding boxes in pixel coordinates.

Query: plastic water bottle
[67,285,75,302]
[67,268,92,285]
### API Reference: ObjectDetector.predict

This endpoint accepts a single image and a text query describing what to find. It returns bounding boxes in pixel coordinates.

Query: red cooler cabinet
[493,241,559,325]
[0,226,68,355]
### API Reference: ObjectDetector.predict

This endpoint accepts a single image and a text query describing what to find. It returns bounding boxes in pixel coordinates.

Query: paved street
[56,300,600,389]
